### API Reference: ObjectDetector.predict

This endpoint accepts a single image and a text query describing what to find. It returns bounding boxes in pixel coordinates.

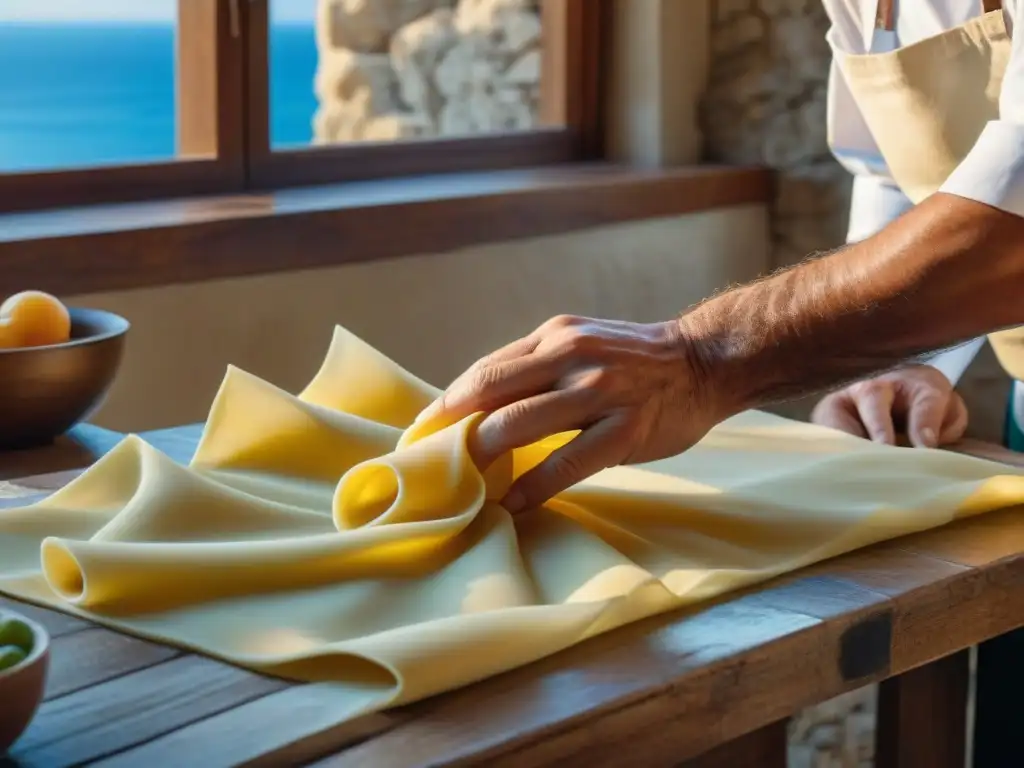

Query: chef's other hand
[416,315,725,513]
[810,364,967,447]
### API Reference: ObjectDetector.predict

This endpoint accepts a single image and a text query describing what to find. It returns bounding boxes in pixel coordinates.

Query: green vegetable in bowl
[0,644,27,671]
[0,614,34,671]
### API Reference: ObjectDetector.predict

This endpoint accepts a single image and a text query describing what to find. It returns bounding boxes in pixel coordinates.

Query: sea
[0,23,318,172]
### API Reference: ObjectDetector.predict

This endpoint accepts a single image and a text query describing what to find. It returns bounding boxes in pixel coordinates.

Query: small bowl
[0,612,50,755]
[0,307,129,451]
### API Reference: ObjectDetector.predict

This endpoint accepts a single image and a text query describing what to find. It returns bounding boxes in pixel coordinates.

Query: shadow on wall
[78,211,769,432]
[703,0,851,272]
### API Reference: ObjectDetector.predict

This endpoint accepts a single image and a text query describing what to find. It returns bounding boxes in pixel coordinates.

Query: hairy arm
[421,193,1024,511]
[683,193,1024,413]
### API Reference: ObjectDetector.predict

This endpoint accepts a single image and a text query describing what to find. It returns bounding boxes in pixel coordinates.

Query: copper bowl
[0,612,50,755]
[0,307,129,451]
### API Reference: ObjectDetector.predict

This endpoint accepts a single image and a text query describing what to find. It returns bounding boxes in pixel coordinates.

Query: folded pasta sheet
[2,326,1022,723]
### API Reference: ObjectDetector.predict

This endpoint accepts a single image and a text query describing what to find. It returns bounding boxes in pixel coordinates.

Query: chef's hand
[810,364,967,447]
[416,315,726,513]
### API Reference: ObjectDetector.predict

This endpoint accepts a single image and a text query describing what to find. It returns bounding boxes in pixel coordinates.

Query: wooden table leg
[876,650,970,768]
[678,720,788,767]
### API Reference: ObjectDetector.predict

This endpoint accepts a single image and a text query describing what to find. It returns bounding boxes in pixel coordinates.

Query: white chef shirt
[825,0,1024,383]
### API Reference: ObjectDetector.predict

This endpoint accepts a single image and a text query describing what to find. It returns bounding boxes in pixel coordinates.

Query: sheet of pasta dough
[2,325,1023,723]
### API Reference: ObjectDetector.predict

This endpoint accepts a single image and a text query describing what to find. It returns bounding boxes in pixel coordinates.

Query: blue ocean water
[0,23,317,172]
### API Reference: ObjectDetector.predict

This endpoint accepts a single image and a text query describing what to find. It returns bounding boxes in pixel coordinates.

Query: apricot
[0,291,72,349]
[0,322,18,350]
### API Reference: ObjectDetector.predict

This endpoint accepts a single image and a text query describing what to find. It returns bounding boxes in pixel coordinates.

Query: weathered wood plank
[799,539,969,598]
[0,424,203,518]
[791,542,977,672]
[46,628,180,700]
[318,602,822,768]
[12,655,288,767]
[0,424,124,482]
[312,536,1024,768]
[949,437,1024,468]
[88,684,404,768]
[743,576,895,687]
[871,508,1024,672]
[0,478,71,514]
[3,426,1022,767]
[0,596,91,639]
[897,506,1024,567]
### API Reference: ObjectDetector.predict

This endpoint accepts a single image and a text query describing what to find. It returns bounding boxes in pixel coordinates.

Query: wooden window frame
[0,0,607,212]
[244,0,607,189]
[0,0,246,214]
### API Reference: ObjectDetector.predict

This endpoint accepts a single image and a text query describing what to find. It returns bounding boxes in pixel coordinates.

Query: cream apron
[835,0,1024,443]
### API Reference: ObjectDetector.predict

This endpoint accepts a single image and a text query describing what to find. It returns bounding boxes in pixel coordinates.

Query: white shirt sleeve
[925,337,988,385]
[844,174,982,384]
[840,173,983,383]
[825,2,1001,387]
[940,4,1024,216]
[845,174,913,242]
[924,5,1024,383]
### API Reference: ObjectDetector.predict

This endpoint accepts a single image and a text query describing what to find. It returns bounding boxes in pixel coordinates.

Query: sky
[0,0,315,23]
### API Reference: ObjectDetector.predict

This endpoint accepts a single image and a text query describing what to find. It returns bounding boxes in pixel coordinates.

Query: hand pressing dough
[2,325,1023,724]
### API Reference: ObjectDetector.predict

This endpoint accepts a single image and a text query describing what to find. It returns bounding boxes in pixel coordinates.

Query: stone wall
[703,0,850,271]
[314,0,543,143]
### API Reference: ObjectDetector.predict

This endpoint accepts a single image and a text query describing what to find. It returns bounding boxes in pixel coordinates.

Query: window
[250,0,603,187]
[0,0,245,212]
[0,5,177,171]
[0,0,604,212]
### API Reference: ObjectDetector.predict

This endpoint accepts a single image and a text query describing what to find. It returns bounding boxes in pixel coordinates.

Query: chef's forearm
[680,193,1024,412]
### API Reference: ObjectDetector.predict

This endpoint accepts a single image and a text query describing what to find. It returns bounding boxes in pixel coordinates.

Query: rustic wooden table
[2,424,1023,767]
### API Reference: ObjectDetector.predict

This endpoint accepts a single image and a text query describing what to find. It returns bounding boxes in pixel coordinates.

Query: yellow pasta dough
[2,325,1024,723]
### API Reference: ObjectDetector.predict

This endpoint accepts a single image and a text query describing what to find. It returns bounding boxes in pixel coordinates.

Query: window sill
[0,163,772,297]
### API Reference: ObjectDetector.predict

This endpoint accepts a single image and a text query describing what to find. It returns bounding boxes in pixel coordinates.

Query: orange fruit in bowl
[0,323,18,351]
[0,291,72,349]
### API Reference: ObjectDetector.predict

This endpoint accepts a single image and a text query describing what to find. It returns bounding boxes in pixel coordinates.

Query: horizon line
[0,18,313,25]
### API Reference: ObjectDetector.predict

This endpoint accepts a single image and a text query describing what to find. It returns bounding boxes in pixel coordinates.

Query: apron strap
[877,0,1003,32]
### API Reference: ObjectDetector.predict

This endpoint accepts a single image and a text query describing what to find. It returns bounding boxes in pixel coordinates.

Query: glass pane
[270,0,320,147]
[270,0,551,150]
[0,0,178,172]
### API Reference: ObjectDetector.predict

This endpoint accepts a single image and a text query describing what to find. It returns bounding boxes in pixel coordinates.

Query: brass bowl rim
[0,307,129,356]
